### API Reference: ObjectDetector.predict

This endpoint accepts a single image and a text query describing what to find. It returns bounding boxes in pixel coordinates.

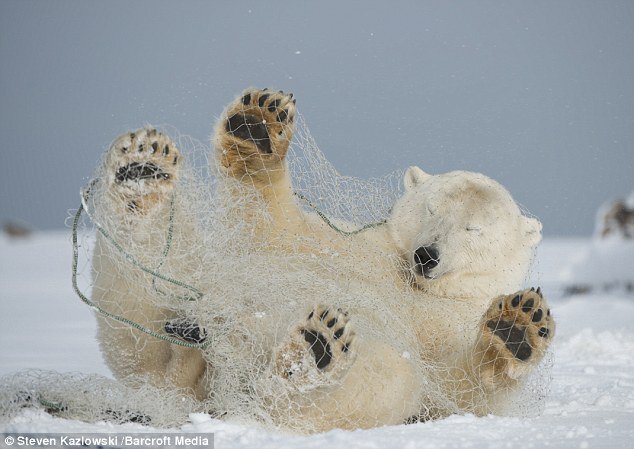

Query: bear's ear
[523,216,543,246]
[404,166,430,191]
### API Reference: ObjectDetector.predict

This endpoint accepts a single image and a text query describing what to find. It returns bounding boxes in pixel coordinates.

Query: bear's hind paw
[274,304,355,389]
[475,287,555,389]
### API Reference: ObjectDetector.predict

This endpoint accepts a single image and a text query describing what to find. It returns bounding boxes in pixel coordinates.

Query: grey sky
[1,0,633,236]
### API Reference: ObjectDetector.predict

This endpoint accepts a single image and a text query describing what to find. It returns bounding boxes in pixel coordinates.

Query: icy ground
[1,233,633,448]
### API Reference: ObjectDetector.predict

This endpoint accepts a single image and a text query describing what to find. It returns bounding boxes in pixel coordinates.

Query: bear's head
[388,166,541,301]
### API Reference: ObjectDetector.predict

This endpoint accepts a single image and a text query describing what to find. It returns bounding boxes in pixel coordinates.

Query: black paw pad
[115,162,169,182]
[511,295,521,307]
[268,99,281,112]
[165,319,206,344]
[242,93,251,105]
[301,329,332,369]
[276,109,288,122]
[225,113,272,154]
[521,298,535,312]
[538,327,549,338]
[487,320,532,361]
[258,93,270,107]
[532,309,543,322]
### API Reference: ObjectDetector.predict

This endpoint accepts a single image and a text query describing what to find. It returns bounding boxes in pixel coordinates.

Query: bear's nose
[414,245,439,278]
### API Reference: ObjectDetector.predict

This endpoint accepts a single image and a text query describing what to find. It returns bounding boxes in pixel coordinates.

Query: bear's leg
[213,89,340,246]
[474,287,555,391]
[213,88,296,189]
[274,305,355,388]
[93,128,208,398]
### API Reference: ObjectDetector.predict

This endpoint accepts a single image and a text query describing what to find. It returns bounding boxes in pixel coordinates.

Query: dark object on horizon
[597,196,634,239]
[563,192,633,297]
[3,221,33,239]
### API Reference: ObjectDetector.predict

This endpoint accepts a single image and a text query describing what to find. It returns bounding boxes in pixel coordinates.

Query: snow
[1,232,634,448]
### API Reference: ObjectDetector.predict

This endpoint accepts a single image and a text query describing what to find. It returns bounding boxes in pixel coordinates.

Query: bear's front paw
[274,305,355,390]
[104,127,182,214]
[215,88,296,183]
[475,287,555,390]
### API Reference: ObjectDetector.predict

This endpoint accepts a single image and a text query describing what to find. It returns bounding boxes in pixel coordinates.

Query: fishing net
[0,370,199,427]
[1,89,553,433]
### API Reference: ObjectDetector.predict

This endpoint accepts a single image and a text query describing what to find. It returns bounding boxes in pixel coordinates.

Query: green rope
[72,182,210,349]
[149,194,184,299]
[294,192,387,236]
[80,185,202,300]
[37,396,66,412]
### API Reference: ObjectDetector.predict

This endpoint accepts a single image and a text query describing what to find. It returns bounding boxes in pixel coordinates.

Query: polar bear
[89,88,555,432]
[207,88,555,431]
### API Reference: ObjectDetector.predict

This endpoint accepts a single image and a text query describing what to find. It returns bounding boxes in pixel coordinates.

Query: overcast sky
[1,0,633,236]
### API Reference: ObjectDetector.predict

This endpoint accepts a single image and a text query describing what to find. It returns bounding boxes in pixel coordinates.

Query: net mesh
[0,89,553,433]
[0,370,199,427]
